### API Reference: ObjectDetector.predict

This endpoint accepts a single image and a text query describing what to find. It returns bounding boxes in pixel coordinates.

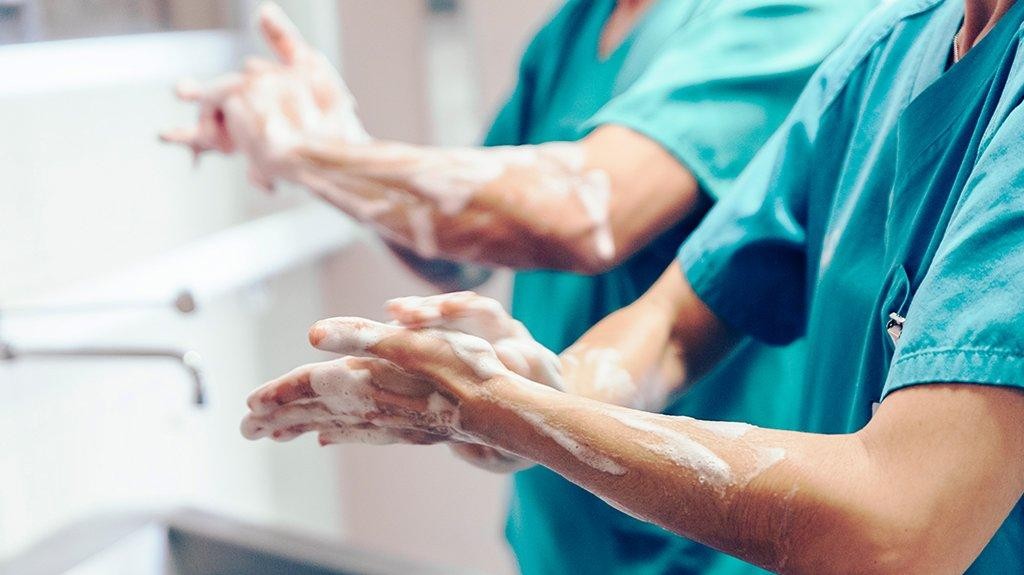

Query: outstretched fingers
[247,356,422,414]
[258,2,308,65]
[158,126,200,147]
[247,361,321,414]
[386,292,530,341]
[241,417,448,445]
[318,425,449,446]
[161,75,246,155]
[308,316,506,384]
[244,355,461,439]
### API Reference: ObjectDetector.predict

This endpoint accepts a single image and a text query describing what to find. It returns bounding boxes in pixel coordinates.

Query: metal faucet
[0,290,207,406]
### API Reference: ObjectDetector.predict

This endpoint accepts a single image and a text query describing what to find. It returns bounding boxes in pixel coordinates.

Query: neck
[961,0,1016,52]
[617,0,650,10]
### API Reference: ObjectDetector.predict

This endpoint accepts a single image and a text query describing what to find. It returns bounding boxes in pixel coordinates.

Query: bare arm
[456,378,1024,574]
[289,125,699,273]
[161,5,700,275]
[246,305,1024,574]
[384,264,732,411]
[243,254,1023,571]
[558,264,739,409]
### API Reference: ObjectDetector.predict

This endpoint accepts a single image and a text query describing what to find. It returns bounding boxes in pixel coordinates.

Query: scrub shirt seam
[882,377,1024,400]
[883,347,1024,399]
[893,346,1024,361]
[814,0,947,116]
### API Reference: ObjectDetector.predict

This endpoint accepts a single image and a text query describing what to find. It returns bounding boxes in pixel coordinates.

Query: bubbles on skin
[318,427,403,446]
[241,353,469,445]
[603,410,733,491]
[608,411,788,491]
[387,293,565,391]
[562,346,641,408]
[573,170,614,262]
[515,407,628,476]
[308,362,377,415]
[493,339,565,393]
[291,142,616,265]
[432,329,509,381]
[166,4,615,265]
[693,421,787,487]
[386,293,572,473]
[310,319,386,355]
[750,447,787,479]
[696,420,755,440]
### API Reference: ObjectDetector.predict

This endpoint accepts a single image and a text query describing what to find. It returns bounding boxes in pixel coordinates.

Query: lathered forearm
[286,139,615,271]
[560,265,734,411]
[461,380,892,574]
[255,312,1023,574]
[560,297,683,410]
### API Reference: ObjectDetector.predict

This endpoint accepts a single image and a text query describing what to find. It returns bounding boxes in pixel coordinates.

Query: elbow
[846,528,933,575]
[566,247,620,275]
[553,229,624,275]
[785,509,946,574]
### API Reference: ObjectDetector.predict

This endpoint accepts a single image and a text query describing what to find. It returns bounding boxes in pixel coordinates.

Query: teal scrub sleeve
[675,64,836,345]
[674,14,884,345]
[582,0,871,200]
[676,4,916,345]
[675,105,815,345]
[884,102,1024,397]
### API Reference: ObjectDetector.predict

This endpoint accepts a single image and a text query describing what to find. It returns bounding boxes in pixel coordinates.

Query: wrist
[458,373,544,447]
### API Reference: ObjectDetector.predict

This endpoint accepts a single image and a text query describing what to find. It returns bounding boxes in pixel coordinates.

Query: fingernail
[308,323,327,346]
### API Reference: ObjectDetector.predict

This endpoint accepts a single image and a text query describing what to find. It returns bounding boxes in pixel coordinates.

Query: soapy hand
[242,316,525,453]
[160,6,616,267]
[242,355,459,446]
[386,292,563,471]
[386,292,563,390]
[160,2,368,190]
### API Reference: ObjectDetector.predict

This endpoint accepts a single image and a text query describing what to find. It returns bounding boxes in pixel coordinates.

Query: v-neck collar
[899,0,1024,153]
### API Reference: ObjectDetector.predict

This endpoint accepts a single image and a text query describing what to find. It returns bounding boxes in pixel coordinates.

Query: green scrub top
[679,0,1024,571]
[482,1,876,573]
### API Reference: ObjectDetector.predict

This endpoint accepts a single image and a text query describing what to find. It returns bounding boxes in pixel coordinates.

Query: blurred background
[0,1,560,573]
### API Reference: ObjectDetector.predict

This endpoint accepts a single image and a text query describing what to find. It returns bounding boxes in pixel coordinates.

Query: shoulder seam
[817,0,948,115]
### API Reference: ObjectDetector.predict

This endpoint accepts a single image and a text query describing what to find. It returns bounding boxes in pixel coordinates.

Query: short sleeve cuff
[882,348,1024,399]
[678,246,787,346]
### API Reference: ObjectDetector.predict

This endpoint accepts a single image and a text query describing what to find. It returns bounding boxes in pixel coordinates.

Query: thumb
[309,317,507,383]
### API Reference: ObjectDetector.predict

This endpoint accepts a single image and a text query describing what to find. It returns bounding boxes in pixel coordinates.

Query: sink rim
[0,507,478,575]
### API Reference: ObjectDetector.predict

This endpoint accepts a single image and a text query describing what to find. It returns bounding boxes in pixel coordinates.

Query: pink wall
[324,2,560,572]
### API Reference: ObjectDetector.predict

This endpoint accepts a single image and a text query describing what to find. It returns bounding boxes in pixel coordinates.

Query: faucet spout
[0,290,206,406]
[0,343,207,406]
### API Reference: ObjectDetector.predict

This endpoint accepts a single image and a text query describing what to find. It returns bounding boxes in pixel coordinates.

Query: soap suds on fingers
[241,354,469,445]
[387,293,564,391]
[163,3,616,271]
